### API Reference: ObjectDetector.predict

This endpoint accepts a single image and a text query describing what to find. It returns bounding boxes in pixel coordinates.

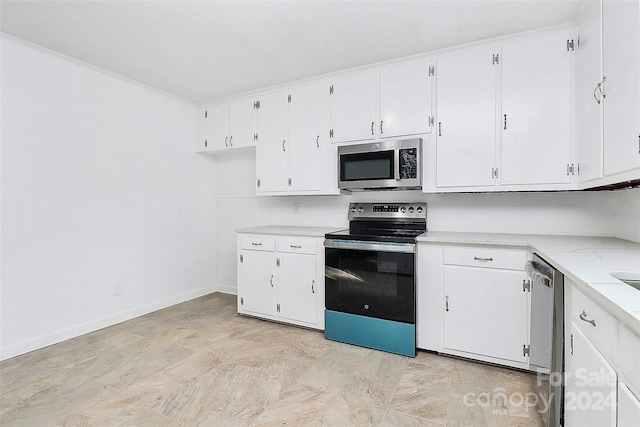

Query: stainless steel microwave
[338,139,422,191]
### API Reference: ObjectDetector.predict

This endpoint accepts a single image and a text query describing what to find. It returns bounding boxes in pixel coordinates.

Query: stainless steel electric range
[324,202,427,357]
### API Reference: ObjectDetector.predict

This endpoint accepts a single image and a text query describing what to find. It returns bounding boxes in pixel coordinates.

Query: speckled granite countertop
[417,232,640,335]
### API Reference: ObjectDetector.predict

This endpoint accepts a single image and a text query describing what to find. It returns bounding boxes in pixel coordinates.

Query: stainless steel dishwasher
[526,253,564,427]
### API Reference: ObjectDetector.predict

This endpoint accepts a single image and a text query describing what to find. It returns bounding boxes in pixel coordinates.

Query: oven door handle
[324,239,415,254]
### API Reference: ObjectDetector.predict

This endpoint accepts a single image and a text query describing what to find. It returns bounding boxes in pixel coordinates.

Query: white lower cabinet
[237,233,324,330]
[564,279,640,426]
[565,322,617,427]
[237,240,277,317]
[443,266,528,363]
[276,250,317,325]
[618,382,640,427]
[417,243,531,370]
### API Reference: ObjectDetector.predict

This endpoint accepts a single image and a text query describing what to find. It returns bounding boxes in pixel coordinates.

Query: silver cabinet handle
[380,121,384,134]
[599,76,607,98]
[371,122,374,135]
[316,135,319,148]
[270,275,274,287]
[229,136,233,147]
[593,77,607,104]
[579,310,596,327]
[503,114,507,130]
[282,140,286,151]
[445,295,449,312]
[290,245,302,249]
[473,257,494,262]
[251,242,262,246]
[224,136,228,147]
[438,122,442,136]
[311,280,315,294]
[593,82,602,104]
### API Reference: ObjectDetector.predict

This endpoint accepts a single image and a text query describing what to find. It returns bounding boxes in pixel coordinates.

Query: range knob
[350,206,357,213]
[408,206,415,213]
[357,207,364,214]
[417,206,424,214]
[400,206,407,213]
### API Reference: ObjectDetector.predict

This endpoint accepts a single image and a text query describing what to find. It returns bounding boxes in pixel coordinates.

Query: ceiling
[1,1,585,103]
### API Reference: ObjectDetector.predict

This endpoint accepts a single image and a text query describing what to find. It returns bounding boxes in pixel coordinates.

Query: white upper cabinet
[601,0,640,179]
[196,97,257,153]
[228,97,258,149]
[255,81,339,196]
[288,81,331,192]
[379,58,434,138]
[576,0,640,187]
[576,0,604,184]
[429,28,574,192]
[256,91,288,192]
[199,103,229,152]
[329,70,378,143]
[436,47,498,188]
[500,31,572,186]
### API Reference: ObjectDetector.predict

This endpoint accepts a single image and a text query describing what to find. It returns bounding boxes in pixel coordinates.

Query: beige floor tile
[380,409,445,426]
[447,395,510,427]
[296,342,370,393]
[95,344,192,392]
[0,380,114,427]
[0,293,548,427]
[252,382,334,426]
[389,363,451,425]
[317,372,395,426]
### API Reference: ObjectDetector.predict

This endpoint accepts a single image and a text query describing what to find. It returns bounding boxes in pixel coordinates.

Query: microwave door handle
[394,149,401,180]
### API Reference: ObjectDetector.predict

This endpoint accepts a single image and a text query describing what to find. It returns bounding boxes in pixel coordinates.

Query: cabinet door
[565,323,616,427]
[256,91,288,192]
[330,70,377,143]
[204,103,230,152]
[577,0,604,184]
[443,266,528,363]
[288,81,329,192]
[238,250,276,316]
[229,97,257,149]
[379,59,433,138]
[602,0,640,177]
[501,31,572,185]
[436,48,497,188]
[277,252,317,325]
[618,382,640,427]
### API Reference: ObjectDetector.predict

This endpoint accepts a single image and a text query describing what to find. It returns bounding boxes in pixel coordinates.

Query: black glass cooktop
[325,227,425,244]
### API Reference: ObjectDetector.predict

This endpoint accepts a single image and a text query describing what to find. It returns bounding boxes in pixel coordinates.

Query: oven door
[325,241,415,323]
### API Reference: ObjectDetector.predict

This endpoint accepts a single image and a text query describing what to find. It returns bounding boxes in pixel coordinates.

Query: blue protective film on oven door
[324,309,416,357]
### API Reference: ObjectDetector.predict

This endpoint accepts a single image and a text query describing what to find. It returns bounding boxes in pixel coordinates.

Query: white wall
[0,36,217,360]
[215,150,640,292]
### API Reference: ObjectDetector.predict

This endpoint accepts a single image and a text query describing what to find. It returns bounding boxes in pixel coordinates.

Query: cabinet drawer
[571,286,617,361]
[443,247,527,270]
[239,236,276,252]
[277,236,317,255]
[619,326,640,395]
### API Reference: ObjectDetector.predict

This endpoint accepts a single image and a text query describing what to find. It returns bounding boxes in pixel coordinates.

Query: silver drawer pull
[251,242,262,246]
[270,275,274,287]
[473,257,494,262]
[579,310,596,327]
[290,245,302,249]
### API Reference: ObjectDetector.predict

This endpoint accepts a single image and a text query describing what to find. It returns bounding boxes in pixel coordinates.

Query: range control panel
[348,202,427,220]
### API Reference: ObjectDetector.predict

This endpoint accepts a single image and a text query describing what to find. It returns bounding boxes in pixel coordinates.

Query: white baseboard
[214,284,237,295]
[0,285,218,361]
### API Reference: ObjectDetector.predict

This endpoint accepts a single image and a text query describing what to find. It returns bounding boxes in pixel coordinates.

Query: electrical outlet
[114,282,123,296]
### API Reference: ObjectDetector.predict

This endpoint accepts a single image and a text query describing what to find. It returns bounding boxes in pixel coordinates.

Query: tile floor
[0,293,545,426]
